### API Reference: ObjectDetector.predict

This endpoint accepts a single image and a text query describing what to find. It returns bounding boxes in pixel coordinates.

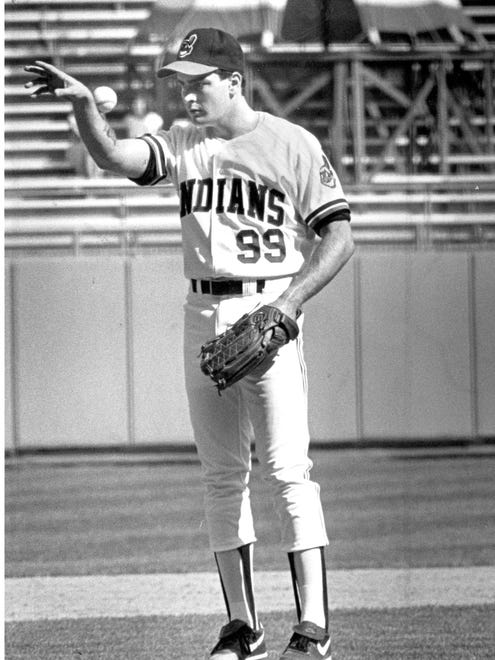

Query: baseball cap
[157,28,244,78]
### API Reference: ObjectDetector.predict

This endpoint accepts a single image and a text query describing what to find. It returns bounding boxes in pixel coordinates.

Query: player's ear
[229,72,243,95]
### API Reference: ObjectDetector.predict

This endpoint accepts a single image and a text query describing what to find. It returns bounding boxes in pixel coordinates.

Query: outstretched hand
[24,60,91,102]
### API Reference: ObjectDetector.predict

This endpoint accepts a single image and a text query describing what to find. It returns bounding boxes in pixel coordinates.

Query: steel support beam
[351,59,366,184]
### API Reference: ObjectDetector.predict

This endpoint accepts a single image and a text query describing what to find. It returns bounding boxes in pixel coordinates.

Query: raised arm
[24,60,150,178]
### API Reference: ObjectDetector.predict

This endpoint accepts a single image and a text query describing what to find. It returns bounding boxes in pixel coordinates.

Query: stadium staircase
[5,0,158,180]
[461,0,495,45]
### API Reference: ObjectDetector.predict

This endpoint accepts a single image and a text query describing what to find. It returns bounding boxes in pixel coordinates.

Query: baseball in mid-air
[93,86,118,114]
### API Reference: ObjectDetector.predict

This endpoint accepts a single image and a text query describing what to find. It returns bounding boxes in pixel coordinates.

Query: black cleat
[279,621,332,659]
[210,619,268,659]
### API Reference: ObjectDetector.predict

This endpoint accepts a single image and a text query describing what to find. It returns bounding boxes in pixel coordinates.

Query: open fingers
[24,66,46,77]
[24,80,51,97]
[24,60,88,101]
[24,74,55,95]
[24,60,71,83]
[24,61,48,71]
[24,64,49,83]
[24,61,58,79]
[24,60,62,74]
[28,85,52,97]
[24,63,53,92]
[33,59,62,72]
[25,79,46,89]
[24,74,68,97]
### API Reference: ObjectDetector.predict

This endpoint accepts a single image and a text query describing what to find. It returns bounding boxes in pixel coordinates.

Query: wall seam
[9,262,21,452]
[353,254,364,441]
[468,252,479,439]
[124,258,136,446]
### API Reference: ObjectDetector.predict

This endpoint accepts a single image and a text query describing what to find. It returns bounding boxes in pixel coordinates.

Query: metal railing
[5,176,495,253]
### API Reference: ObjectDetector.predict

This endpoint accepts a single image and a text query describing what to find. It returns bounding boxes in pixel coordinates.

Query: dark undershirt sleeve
[313,208,351,236]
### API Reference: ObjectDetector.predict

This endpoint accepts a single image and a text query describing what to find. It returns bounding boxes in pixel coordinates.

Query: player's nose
[180,85,197,101]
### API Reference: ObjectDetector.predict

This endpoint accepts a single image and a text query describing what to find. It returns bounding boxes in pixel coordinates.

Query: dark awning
[281,0,483,46]
[138,0,484,48]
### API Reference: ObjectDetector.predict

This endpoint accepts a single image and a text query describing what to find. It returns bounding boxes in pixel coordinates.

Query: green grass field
[5,445,495,658]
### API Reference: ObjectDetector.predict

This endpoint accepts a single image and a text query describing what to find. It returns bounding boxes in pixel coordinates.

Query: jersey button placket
[211,151,226,280]
[210,155,218,279]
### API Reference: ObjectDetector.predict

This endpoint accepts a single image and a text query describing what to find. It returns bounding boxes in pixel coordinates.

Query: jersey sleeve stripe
[138,134,168,185]
[312,208,351,235]
[305,199,350,230]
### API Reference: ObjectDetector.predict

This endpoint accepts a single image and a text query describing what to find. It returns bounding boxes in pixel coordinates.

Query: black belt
[191,279,265,295]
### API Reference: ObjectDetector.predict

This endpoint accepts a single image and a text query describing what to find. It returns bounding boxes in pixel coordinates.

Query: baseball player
[25,28,354,659]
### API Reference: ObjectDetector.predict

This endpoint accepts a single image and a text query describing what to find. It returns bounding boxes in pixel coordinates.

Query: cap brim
[157,61,219,78]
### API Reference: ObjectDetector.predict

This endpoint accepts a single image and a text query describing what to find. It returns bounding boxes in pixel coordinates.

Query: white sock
[215,545,258,629]
[292,547,328,630]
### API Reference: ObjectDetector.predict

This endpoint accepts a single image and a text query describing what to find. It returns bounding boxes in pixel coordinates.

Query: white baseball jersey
[131,110,341,555]
[132,111,350,280]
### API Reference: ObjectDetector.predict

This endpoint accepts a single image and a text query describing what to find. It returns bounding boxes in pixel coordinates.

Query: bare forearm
[72,95,124,171]
[71,95,114,164]
[73,98,148,177]
[274,220,355,318]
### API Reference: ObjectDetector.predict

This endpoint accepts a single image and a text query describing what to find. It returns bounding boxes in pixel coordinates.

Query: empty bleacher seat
[5,0,157,178]
[461,1,495,43]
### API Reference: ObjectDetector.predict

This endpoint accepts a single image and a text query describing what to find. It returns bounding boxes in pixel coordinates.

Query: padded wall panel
[11,258,129,447]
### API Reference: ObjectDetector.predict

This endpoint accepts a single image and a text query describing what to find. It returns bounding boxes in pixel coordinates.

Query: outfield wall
[5,247,495,450]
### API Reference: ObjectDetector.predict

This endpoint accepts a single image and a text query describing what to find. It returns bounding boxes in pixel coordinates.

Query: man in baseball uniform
[25,28,354,659]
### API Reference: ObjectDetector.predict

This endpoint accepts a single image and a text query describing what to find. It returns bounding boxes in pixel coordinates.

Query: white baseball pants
[183,279,329,553]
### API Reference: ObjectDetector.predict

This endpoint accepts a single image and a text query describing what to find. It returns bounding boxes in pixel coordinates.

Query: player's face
[176,72,233,127]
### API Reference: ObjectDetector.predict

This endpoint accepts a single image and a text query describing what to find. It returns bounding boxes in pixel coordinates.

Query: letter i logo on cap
[179,34,198,58]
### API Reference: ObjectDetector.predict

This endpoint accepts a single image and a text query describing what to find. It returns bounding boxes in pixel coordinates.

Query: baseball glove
[200,305,300,392]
